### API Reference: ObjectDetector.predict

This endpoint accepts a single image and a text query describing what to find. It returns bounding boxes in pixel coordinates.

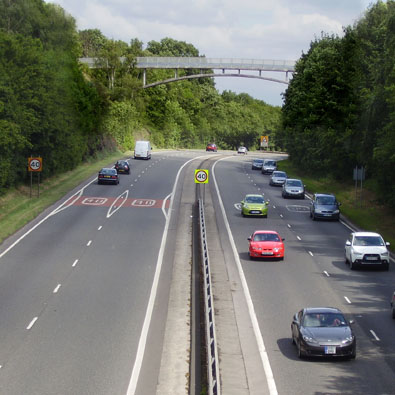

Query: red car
[248,230,285,260]
[206,143,217,152]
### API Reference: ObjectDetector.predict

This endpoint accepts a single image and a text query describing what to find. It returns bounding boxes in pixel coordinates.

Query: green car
[241,194,269,217]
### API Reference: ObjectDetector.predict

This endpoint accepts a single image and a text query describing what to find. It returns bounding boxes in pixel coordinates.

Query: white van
[134,140,152,160]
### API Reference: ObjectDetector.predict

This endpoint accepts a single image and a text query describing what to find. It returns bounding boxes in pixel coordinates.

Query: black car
[310,193,341,220]
[291,307,356,359]
[98,168,119,185]
[115,160,130,174]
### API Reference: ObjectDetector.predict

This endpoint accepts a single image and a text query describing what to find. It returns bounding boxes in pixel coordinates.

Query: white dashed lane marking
[53,284,61,293]
[27,317,38,330]
[296,236,301,240]
[344,296,352,304]
[72,259,78,267]
[370,330,380,341]
[308,251,313,256]
[87,240,92,247]
[324,271,330,277]
[98,226,102,231]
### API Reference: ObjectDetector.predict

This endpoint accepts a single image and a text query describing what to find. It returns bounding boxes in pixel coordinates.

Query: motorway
[0,150,393,394]
[211,154,395,395]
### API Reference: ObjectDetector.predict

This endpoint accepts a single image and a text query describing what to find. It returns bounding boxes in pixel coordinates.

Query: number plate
[250,210,260,214]
[366,256,378,261]
[261,252,273,255]
[324,346,336,354]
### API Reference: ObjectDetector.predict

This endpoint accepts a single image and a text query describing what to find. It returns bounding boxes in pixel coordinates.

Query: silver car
[261,159,277,174]
[269,171,287,186]
[282,178,305,199]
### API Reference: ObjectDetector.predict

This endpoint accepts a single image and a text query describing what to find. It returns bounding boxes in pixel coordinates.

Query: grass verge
[0,150,127,245]
[277,159,395,250]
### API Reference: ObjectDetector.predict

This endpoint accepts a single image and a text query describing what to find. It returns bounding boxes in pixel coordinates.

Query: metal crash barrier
[199,198,220,395]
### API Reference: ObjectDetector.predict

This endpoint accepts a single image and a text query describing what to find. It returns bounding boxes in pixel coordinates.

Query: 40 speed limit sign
[194,169,209,184]
[28,157,42,172]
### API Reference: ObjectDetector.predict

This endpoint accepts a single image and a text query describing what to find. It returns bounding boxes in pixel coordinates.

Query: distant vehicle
[391,291,395,318]
[345,231,390,271]
[241,194,269,217]
[282,179,305,199]
[114,160,130,174]
[261,159,277,174]
[247,230,284,260]
[206,143,217,152]
[310,193,341,221]
[291,307,356,359]
[270,171,287,186]
[238,146,247,154]
[134,140,151,160]
[251,158,264,170]
[98,168,119,185]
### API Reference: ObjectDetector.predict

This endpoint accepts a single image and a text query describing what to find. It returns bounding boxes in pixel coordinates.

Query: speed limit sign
[28,157,42,172]
[195,169,209,184]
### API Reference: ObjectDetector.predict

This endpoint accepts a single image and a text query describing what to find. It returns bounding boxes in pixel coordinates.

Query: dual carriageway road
[0,150,393,394]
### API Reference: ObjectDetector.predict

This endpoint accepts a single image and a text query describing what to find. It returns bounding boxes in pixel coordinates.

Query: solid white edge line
[344,296,352,304]
[0,177,96,260]
[126,155,208,395]
[213,157,278,395]
[370,330,380,341]
[27,317,38,330]
[53,284,61,293]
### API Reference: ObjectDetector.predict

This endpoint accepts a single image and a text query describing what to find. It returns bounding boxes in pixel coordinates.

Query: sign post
[353,166,365,207]
[195,169,209,203]
[28,157,42,198]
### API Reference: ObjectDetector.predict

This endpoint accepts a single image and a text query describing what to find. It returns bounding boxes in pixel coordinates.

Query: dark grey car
[310,193,341,221]
[282,178,305,199]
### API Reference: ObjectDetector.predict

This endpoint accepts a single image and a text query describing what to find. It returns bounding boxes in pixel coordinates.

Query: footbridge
[79,56,295,87]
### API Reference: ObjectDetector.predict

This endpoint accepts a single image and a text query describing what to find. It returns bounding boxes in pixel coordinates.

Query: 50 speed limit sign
[194,169,209,184]
[28,157,42,172]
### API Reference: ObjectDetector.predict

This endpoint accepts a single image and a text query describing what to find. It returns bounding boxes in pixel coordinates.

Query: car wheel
[297,342,304,359]
[392,307,395,319]
[301,195,305,199]
[291,333,296,345]
[350,260,356,270]
[264,214,268,218]
[350,348,356,360]
[382,262,389,271]
[312,213,316,221]
[249,252,254,260]
[242,211,245,217]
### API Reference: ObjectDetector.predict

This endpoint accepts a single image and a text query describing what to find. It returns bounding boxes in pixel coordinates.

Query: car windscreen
[273,172,286,177]
[253,159,263,164]
[245,196,264,204]
[303,313,347,327]
[265,161,275,166]
[253,233,280,242]
[354,236,384,246]
[287,180,302,186]
[316,196,336,205]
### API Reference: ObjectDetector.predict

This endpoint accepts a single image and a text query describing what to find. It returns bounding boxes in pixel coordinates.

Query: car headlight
[244,204,249,209]
[252,246,262,251]
[341,335,354,345]
[302,335,318,344]
[381,251,389,257]
[315,209,322,213]
[273,248,280,252]
[334,209,340,214]
[351,249,363,256]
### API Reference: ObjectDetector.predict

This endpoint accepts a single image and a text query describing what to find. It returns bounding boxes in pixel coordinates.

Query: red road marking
[72,196,170,208]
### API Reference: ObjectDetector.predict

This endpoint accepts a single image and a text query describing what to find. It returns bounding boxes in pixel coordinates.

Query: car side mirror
[345,240,351,246]
[282,238,285,241]
[247,237,252,241]
[349,320,355,325]
[338,202,342,206]
[386,242,390,246]
[293,314,299,324]
[241,201,244,204]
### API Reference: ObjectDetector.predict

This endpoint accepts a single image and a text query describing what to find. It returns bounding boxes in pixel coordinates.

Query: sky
[47,0,376,106]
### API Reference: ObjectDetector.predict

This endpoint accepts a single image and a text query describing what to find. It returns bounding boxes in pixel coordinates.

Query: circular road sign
[28,157,42,172]
[195,169,209,184]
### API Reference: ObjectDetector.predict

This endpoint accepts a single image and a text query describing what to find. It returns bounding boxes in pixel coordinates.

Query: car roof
[245,194,264,198]
[100,167,116,172]
[254,230,279,235]
[352,232,382,237]
[315,193,335,197]
[286,178,302,182]
[303,307,342,314]
[273,171,286,174]
[253,158,263,161]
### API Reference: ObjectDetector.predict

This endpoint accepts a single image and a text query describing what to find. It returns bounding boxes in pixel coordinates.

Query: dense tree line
[0,0,280,194]
[280,1,395,206]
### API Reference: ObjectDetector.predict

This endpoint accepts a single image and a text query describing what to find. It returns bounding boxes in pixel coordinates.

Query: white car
[238,146,247,154]
[345,232,390,271]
